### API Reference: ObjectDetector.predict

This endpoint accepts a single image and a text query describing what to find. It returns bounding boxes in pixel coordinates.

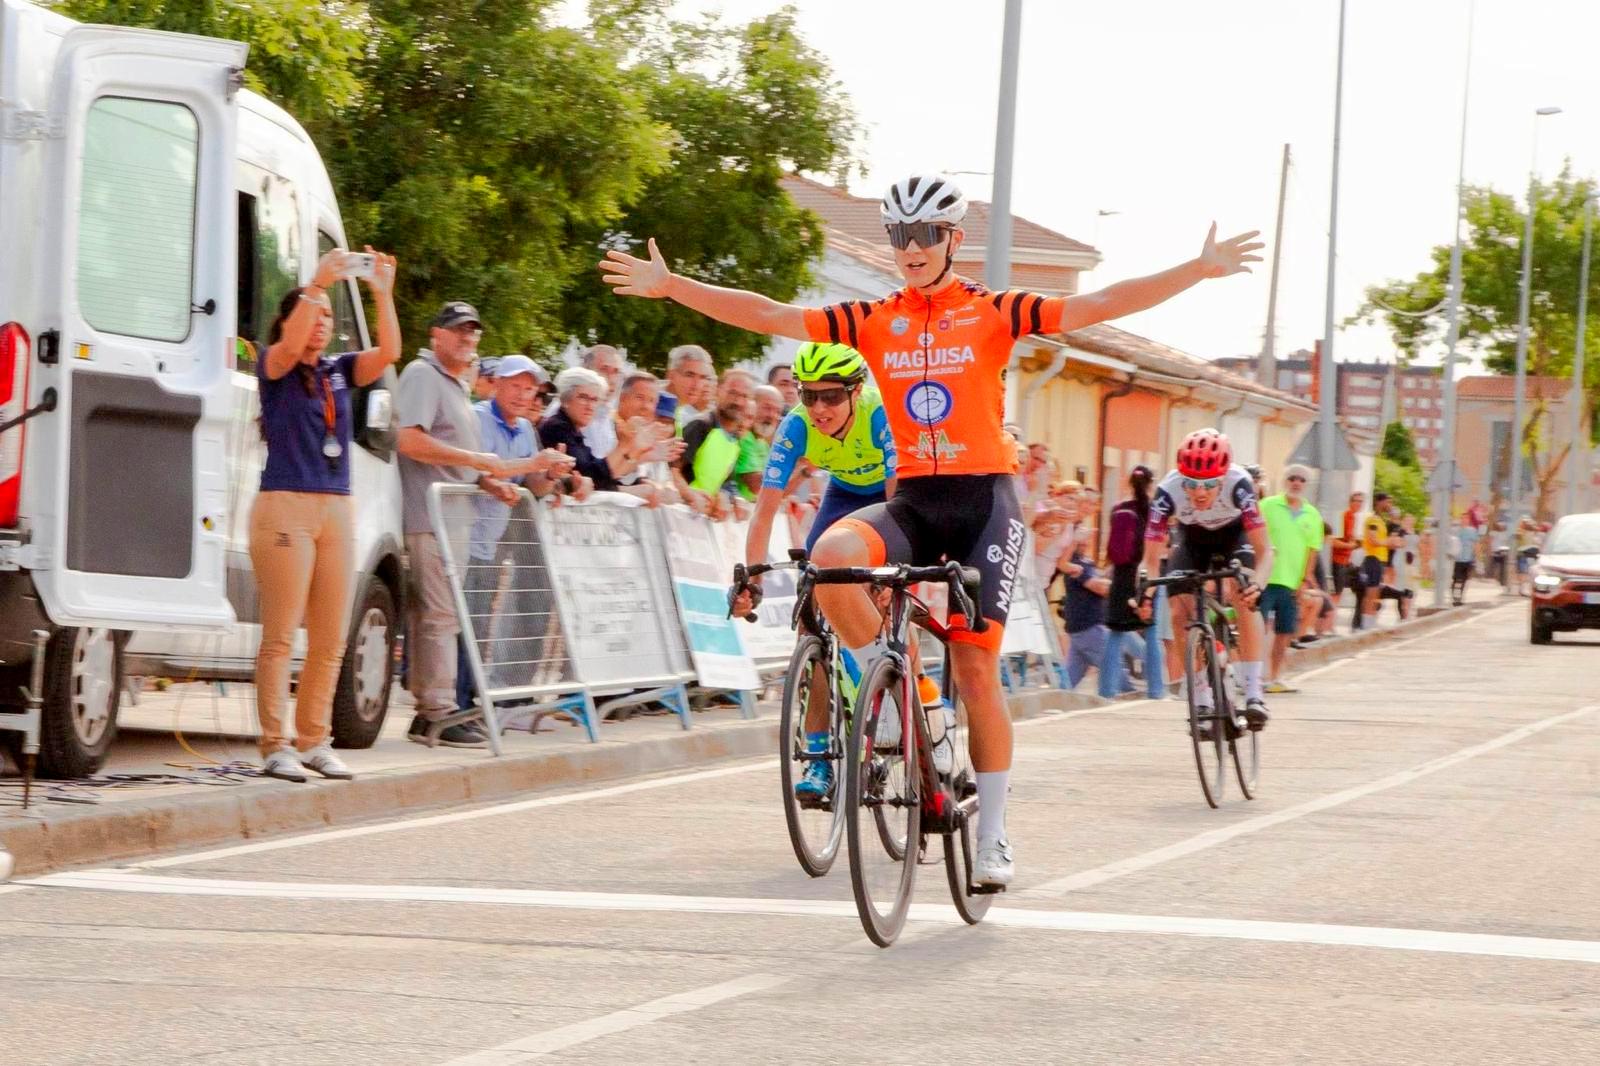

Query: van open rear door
[28,27,247,629]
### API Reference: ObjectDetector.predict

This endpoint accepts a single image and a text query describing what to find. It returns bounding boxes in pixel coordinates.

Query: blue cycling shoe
[794,758,834,802]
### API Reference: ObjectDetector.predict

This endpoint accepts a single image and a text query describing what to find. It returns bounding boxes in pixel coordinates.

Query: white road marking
[109,701,1141,872]
[1019,703,1597,900]
[439,973,790,1065]
[20,870,1600,966]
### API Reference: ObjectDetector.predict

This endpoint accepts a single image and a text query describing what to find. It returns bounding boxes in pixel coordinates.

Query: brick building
[1213,354,1445,466]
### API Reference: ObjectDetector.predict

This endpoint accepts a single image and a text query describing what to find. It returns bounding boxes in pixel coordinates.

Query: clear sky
[562,1,1597,369]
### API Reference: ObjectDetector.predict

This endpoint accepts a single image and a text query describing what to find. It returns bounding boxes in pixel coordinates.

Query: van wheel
[17,628,125,779]
[331,580,397,749]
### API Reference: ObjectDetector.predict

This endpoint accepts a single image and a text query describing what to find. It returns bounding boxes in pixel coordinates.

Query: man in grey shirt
[397,301,520,747]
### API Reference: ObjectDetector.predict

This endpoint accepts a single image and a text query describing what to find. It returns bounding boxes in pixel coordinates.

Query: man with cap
[1258,463,1324,693]
[468,356,500,401]
[455,354,576,716]
[397,301,523,748]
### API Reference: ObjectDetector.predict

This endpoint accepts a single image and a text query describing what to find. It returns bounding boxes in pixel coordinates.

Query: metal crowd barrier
[425,483,1077,757]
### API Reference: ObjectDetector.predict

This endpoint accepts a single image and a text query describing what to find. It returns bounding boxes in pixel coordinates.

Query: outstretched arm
[601,238,810,340]
[1061,224,1263,333]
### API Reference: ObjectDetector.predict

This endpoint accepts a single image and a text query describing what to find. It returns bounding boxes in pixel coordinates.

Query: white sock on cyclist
[975,771,1009,841]
[844,636,890,683]
[1242,661,1264,701]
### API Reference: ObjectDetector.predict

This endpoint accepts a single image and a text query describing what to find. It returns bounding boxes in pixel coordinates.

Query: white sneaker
[261,748,307,783]
[974,835,1014,887]
[300,743,354,780]
[0,847,14,883]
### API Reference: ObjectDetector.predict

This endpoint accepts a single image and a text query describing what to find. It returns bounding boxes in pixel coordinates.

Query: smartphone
[654,392,679,420]
[343,252,377,279]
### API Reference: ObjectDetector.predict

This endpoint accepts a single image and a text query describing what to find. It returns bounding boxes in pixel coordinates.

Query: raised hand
[600,237,672,298]
[1197,223,1265,279]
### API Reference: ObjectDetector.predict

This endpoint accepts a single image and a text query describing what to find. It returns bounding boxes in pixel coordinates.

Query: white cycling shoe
[974,835,1015,887]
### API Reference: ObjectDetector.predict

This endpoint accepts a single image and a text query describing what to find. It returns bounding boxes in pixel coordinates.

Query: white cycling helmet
[879,173,968,227]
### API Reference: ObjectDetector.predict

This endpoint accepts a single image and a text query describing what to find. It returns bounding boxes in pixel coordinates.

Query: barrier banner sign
[539,496,692,689]
[657,505,760,691]
[710,514,798,667]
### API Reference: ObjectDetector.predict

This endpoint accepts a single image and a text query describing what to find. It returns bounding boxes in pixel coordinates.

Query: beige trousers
[405,532,461,719]
[248,492,354,756]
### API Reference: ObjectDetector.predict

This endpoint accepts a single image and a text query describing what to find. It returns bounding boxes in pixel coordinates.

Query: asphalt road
[2,602,1596,1065]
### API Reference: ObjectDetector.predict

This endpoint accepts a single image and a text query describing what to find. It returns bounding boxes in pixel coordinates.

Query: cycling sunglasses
[800,386,850,409]
[1181,476,1223,491]
[884,221,953,251]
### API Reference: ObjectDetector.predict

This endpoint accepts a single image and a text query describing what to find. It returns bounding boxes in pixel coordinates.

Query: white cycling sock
[975,770,1009,841]
[844,636,889,683]
[1242,660,1264,701]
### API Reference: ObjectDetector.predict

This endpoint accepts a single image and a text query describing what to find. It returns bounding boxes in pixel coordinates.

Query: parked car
[0,0,403,777]
[1529,512,1600,645]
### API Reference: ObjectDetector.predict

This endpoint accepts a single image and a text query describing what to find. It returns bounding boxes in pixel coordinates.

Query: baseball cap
[432,301,482,329]
[495,354,550,384]
[476,357,501,378]
[1373,491,1391,504]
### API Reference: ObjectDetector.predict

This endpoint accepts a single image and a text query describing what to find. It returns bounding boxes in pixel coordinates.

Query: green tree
[1380,420,1420,469]
[561,4,859,368]
[1354,167,1597,518]
[321,0,671,354]
[51,1,367,126]
[1374,457,1428,519]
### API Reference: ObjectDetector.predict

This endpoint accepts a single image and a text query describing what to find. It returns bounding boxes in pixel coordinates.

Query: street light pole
[1509,105,1562,547]
[992,0,1023,420]
[1569,196,1593,518]
[1432,0,1476,610]
[1317,0,1347,524]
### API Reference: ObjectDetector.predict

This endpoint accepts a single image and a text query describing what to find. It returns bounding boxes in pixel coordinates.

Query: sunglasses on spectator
[1181,476,1222,491]
[800,386,850,409]
[450,325,483,341]
[884,221,953,251]
[533,388,555,401]
[1286,475,1307,484]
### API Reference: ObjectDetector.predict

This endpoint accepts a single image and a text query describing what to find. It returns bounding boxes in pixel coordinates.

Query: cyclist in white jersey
[1140,429,1273,732]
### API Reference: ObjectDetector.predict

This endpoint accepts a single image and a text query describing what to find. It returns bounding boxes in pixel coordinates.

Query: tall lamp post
[1431,0,1476,609]
[1508,104,1562,545]
[1569,195,1594,519]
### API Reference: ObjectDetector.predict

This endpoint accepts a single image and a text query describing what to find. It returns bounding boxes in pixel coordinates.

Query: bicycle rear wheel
[846,656,921,948]
[1184,623,1227,808]
[934,664,993,924]
[778,635,846,877]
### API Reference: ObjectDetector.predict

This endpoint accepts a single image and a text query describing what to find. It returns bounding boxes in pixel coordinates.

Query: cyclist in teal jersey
[734,342,952,801]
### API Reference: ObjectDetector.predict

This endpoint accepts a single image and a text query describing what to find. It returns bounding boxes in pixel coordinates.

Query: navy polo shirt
[258,351,359,494]
[1062,558,1107,634]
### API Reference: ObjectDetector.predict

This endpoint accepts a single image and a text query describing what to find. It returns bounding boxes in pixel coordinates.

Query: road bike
[1140,560,1261,808]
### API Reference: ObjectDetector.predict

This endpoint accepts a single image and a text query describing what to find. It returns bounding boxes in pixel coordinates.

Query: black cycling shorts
[835,473,1023,650]
[1169,519,1255,575]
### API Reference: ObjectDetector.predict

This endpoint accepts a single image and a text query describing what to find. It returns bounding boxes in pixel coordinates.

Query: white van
[0,0,404,777]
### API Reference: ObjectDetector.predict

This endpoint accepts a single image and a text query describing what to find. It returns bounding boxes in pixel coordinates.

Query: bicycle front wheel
[1232,719,1261,799]
[845,656,921,948]
[778,635,846,877]
[1184,623,1227,808]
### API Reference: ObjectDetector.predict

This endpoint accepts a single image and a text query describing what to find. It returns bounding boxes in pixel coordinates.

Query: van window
[317,232,366,354]
[235,163,302,351]
[76,98,199,342]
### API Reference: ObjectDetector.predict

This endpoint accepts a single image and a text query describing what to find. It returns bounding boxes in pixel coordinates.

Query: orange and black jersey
[803,280,1067,480]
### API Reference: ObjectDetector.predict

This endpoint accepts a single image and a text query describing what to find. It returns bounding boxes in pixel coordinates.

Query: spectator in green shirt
[735,384,786,501]
[1258,464,1324,693]
[675,367,755,517]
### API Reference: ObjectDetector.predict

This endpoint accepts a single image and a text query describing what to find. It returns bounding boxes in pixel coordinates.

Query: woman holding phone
[251,246,400,782]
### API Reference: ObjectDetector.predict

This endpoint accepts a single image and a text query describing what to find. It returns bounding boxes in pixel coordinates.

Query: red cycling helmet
[1177,428,1232,480]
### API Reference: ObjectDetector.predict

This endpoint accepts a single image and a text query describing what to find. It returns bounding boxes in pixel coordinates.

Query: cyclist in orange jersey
[601,173,1261,887]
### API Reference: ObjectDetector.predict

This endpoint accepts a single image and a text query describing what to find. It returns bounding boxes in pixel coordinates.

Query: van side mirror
[354,365,399,461]
[366,389,392,432]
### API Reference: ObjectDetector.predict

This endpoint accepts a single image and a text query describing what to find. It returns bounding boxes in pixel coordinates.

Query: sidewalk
[1,583,1511,879]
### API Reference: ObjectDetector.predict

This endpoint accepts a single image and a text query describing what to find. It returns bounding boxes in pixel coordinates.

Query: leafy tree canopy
[1380,420,1420,470]
[1374,457,1428,519]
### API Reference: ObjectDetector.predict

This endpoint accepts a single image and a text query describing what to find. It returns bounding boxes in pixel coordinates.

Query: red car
[1530,512,1600,644]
